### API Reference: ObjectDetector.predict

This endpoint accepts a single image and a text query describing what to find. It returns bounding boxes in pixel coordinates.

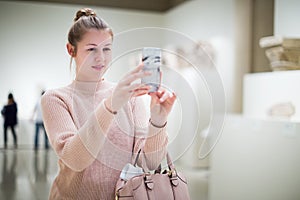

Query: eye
[87,48,96,52]
[103,47,111,52]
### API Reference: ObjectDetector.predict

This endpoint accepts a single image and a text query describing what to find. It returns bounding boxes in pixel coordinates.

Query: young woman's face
[74,29,113,82]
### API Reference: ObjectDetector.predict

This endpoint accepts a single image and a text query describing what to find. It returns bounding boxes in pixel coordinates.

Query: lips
[92,65,104,71]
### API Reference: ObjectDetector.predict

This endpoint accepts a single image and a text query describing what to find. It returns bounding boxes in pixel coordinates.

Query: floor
[0,146,57,200]
[0,145,209,200]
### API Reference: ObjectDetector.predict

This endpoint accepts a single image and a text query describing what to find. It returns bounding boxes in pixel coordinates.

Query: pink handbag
[115,151,190,200]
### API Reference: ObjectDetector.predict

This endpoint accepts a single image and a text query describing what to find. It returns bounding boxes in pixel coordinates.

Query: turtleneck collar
[70,79,108,94]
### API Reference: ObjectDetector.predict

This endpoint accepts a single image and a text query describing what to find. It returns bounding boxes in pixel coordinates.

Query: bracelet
[149,119,167,128]
[104,101,117,115]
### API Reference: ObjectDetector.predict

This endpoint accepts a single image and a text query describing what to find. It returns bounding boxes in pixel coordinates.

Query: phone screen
[141,47,161,92]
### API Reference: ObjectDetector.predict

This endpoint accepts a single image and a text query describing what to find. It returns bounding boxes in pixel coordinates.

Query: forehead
[80,29,112,46]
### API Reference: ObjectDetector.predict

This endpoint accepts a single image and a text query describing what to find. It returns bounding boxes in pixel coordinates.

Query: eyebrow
[86,43,112,47]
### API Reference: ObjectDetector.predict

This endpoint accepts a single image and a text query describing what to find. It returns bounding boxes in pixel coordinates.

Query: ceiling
[23,0,189,12]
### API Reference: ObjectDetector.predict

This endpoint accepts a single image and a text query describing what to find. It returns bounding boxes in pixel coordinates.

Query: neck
[71,79,106,94]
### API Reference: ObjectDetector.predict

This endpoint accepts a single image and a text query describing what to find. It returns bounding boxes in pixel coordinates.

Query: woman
[1,93,18,148]
[41,8,176,199]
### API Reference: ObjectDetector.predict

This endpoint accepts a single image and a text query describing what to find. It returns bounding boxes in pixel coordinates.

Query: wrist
[149,118,167,128]
[150,115,167,125]
[104,98,117,115]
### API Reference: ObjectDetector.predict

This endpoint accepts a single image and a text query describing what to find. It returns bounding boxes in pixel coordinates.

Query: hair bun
[74,8,96,22]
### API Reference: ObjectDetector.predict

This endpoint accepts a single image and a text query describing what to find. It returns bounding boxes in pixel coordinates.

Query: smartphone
[141,47,161,93]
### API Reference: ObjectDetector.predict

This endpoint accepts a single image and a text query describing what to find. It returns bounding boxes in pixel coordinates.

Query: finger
[159,91,173,103]
[139,86,151,92]
[159,92,169,103]
[125,63,144,77]
[122,70,151,86]
[152,90,163,99]
[159,71,162,85]
[154,89,166,100]
[132,89,149,97]
[157,90,165,98]
[149,92,160,104]
[119,63,144,85]
[127,83,151,93]
[162,93,177,108]
[167,92,177,104]
[133,86,151,95]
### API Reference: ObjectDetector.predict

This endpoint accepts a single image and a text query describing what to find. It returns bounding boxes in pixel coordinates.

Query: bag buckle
[168,169,175,176]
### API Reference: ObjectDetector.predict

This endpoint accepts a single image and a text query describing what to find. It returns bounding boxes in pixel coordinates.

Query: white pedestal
[209,114,300,200]
[243,70,300,121]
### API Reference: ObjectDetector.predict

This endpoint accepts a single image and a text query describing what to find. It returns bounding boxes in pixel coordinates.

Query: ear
[66,43,75,57]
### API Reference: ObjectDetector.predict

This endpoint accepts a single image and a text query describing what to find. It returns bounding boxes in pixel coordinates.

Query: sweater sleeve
[41,90,114,172]
[132,96,168,170]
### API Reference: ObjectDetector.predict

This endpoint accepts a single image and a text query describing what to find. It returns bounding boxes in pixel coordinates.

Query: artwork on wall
[163,41,215,70]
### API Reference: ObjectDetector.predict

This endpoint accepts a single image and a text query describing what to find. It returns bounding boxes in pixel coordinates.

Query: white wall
[274,0,300,37]
[0,1,163,120]
[164,0,235,112]
[161,0,253,167]
[0,0,249,118]
[0,1,246,155]
[165,0,253,113]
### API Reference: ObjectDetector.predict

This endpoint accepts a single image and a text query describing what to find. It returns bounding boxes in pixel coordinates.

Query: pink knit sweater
[41,80,168,200]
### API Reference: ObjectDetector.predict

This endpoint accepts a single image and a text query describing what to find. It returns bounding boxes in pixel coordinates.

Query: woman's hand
[105,63,151,113]
[149,90,177,127]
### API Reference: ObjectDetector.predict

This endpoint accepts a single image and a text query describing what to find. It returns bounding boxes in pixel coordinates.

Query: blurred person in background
[1,93,18,148]
[32,90,48,150]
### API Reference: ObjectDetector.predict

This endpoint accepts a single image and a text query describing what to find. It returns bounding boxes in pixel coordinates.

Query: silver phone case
[141,47,161,92]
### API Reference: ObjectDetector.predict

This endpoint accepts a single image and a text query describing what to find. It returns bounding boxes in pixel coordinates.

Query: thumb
[150,92,159,105]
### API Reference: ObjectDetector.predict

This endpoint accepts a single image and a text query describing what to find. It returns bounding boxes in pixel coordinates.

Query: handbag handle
[133,149,175,173]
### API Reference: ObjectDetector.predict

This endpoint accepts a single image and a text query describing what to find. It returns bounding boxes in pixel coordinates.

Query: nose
[95,51,105,63]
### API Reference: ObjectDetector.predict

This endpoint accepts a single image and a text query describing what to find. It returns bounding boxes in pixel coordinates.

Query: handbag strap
[133,149,142,166]
[133,149,175,172]
[166,152,175,170]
